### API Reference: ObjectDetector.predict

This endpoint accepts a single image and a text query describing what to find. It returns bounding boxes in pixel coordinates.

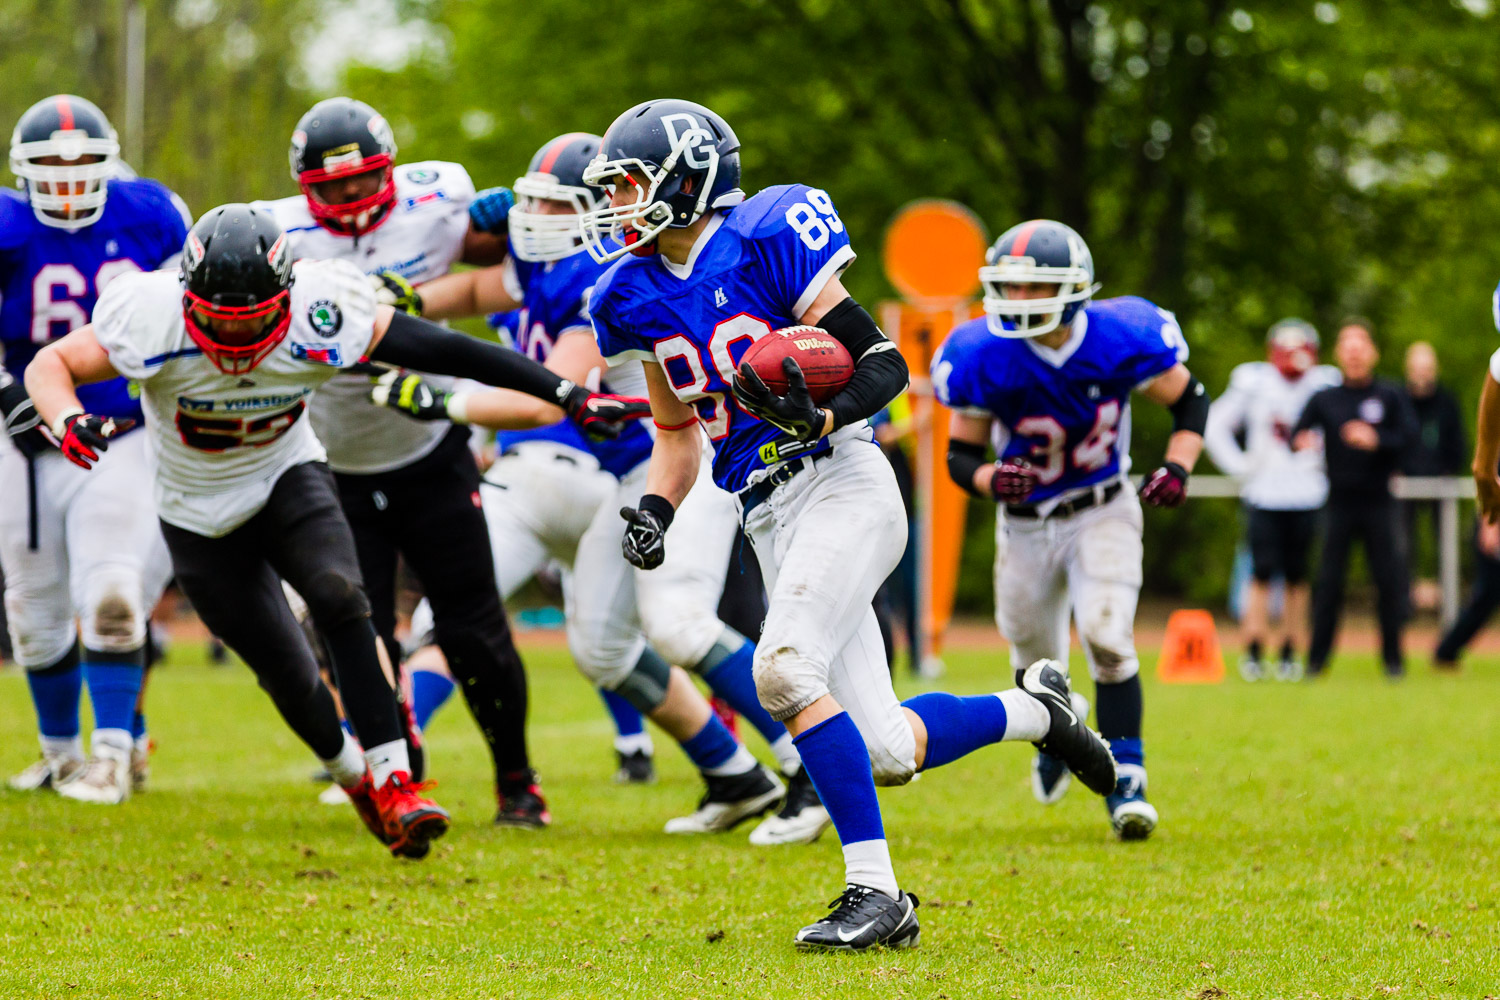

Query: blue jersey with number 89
[932,297,1187,502]
[591,183,863,493]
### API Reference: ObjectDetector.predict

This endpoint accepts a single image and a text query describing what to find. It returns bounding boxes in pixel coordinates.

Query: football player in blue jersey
[580,99,1117,951]
[933,219,1211,841]
[0,95,190,803]
[376,132,830,842]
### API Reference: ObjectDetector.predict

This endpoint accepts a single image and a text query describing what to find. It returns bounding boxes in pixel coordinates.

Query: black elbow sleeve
[947,439,988,497]
[818,297,909,429]
[371,310,566,403]
[1169,376,1210,436]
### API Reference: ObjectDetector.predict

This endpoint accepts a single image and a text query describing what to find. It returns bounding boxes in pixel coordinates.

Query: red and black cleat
[372,770,449,859]
[495,769,552,829]
[346,773,392,846]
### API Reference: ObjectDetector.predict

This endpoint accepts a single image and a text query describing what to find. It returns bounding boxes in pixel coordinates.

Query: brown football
[737,326,854,404]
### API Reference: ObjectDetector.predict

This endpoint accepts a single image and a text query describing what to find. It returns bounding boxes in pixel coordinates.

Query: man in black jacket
[1293,320,1418,677]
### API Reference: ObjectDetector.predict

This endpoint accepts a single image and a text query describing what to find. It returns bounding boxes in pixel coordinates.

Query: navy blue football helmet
[9,94,120,230]
[579,99,744,262]
[509,132,607,263]
[980,219,1101,337]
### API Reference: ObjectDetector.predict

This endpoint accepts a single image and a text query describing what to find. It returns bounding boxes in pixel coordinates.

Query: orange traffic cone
[1156,609,1225,683]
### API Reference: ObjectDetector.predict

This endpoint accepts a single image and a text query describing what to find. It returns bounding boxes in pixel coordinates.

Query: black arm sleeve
[370,309,568,404]
[947,439,989,497]
[1167,375,1210,435]
[1291,390,1323,437]
[817,297,910,430]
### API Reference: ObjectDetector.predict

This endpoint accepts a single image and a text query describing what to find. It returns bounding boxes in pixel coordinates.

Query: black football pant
[160,462,400,761]
[336,426,530,782]
[1309,494,1408,673]
[1435,532,1500,662]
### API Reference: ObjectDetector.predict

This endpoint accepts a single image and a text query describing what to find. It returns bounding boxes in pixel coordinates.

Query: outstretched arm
[1138,363,1209,507]
[618,362,703,571]
[1473,369,1500,522]
[24,326,132,470]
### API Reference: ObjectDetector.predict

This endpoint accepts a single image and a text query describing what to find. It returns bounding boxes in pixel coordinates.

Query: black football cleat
[613,748,656,785]
[664,764,783,833]
[495,769,552,829]
[794,885,920,951]
[1022,659,1117,797]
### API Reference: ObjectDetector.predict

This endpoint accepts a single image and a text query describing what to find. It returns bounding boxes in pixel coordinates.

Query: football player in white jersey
[373,132,825,843]
[22,204,648,858]
[251,98,548,825]
[1205,319,1339,681]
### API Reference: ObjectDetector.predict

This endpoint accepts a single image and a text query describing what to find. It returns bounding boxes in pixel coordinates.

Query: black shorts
[1247,506,1319,584]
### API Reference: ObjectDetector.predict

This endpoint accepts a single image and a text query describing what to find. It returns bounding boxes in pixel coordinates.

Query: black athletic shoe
[1022,659,1117,797]
[613,748,656,785]
[495,769,552,829]
[664,763,783,833]
[794,885,920,951]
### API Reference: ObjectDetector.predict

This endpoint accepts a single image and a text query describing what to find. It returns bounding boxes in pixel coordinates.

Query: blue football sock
[679,715,739,772]
[1108,737,1144,768]
[599,687,646,738]
[131,711,147,742]
[410,669,457,731]
[84,660,145,735]
[28,659,84,740]
[793,712,885,845]
[700,638,787,747]
[901,691,1010,771]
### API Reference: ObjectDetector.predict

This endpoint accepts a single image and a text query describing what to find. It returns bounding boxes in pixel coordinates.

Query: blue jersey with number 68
[591,183,868,493]
[933,296,1187,502]
[0,179,189,422]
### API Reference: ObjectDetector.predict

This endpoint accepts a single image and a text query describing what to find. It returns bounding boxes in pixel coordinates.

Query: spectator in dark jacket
[1292,320,1418,678]
[1400,341,1467,609]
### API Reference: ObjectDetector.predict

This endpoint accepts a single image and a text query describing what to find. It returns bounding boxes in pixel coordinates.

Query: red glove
[56,412,133,470]
[990,459,1039,504]
[558,383,652,441]
[1139,461,1189,507]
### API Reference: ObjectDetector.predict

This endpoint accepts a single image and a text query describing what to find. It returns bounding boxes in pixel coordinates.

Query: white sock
[769,733,801,775]
[614,732,654,756]
[998,689,1050,742]
[41,735,84,761]
[703,743,758,777]
[91,728,133,756]
[322,731,368,788]
[133,732,150,755]
[843,839,899,898]
[364,739,410,787]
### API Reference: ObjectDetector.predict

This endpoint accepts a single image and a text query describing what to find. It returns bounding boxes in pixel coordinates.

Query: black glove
[558,382,653,442]
[732,358,825,442]
[369,271,423,316]
[56,412,133,470]
[0,370,50,458]
[371,370,454,421]
[620,494,675,570]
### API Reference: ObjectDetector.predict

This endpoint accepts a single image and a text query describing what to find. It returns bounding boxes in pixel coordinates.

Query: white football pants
[0,432,172,668]
[742,442,917,786]
[994,486,1143,684]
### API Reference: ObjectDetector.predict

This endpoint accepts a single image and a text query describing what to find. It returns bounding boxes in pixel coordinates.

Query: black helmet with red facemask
[289,97,398,237]
[180,204,295,375]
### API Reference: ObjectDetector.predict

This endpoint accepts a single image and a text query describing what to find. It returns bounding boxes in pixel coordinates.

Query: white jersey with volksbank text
[92,258,377,537]
[252,160,474,473]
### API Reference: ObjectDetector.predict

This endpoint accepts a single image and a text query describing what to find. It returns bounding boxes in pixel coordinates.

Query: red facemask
[1270,344,1315,380]
[182,290,293,375]
[298,156,397,237]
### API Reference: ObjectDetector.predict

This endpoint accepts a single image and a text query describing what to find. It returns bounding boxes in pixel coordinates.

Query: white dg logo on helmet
[660,113,714,169]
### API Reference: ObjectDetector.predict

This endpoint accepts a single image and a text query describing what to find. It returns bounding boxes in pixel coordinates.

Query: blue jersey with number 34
[591,183,861,493]
[933,297,1187,502]
[0,180,189,422]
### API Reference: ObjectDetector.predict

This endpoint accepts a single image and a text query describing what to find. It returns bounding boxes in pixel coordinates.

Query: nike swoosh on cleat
[836,919,878,943]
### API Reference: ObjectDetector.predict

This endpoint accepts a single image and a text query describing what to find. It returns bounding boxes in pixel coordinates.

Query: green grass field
[2,641,1497,999]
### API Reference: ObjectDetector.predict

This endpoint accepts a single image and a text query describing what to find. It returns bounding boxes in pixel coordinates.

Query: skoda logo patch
[405,167,439,185]
[307,299,343,337]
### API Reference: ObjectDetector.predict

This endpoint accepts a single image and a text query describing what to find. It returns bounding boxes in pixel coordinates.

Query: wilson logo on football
[793,337,837,351]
